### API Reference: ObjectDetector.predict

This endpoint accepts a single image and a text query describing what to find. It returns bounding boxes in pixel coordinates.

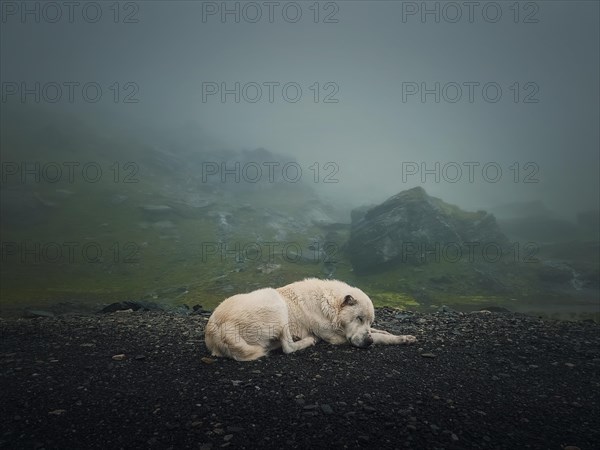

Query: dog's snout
[352,334,373,348]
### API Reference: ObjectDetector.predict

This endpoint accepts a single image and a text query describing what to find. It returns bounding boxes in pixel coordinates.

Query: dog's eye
[357,316,364,324]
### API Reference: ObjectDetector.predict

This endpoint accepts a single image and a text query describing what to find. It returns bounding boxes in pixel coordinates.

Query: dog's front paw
[309,336,319,346]
[399,335,417,344]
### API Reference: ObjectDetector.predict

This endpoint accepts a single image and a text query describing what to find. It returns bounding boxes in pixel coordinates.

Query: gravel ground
[1,308,598,449]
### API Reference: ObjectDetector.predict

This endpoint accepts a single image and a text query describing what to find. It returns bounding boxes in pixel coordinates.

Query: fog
[2,1,598,217]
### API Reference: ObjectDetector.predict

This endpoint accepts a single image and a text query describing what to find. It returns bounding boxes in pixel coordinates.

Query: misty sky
[1,1,598,217]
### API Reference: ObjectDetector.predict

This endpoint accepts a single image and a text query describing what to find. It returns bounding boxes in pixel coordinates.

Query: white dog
[204,278,416,361]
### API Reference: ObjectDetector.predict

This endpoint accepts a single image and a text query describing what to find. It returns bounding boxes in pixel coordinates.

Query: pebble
[112,354,126,361]
[320,404,334,415]
[421,353,436,358]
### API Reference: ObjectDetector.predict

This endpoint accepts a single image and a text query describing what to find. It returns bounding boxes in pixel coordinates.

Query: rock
[479,306,511,313]
[347,187,508,272]
[23,310,55,319]
[112,354,126,361]
[437,305,460,315]
[100,301,164,314]
[320,404,334,415]
[350,204,376,223]
[48,409,66,415]
[421,353,437,358]
[201,357,216,364]
[257,263,281,274]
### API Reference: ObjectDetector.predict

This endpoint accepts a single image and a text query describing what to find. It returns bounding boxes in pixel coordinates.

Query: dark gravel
[1,308,599,449]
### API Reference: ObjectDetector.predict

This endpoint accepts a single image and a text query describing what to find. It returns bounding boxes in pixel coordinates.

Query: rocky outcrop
[347,187,508,272]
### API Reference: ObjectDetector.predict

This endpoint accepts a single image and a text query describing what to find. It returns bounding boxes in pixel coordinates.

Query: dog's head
[337,288,375,348]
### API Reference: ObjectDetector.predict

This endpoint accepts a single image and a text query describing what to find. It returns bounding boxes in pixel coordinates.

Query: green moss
[369,291,420,309]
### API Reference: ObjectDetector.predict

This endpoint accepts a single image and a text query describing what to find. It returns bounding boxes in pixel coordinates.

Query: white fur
[204,278,416,361]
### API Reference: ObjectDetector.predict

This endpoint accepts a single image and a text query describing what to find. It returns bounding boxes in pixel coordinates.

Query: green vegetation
[1,108,597,321]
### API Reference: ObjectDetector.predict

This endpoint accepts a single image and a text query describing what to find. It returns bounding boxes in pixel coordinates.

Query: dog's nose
[364,336,373,347]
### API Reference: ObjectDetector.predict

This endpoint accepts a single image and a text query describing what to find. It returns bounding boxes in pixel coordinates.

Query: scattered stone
[421,353,437,358]
[100,301,164,314]
[23,310,55,319]
[320,404,334,415]
[0,305,597,450]
[437,305,460,315]
[257,263,281,274]
[480,306,511,313]
[112,354,126,361]
[303,404,319,410]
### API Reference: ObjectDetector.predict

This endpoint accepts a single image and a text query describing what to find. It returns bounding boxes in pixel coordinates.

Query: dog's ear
[342,295,357,307]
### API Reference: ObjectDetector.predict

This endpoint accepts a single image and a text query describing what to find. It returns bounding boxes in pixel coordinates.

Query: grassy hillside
[1,108,598,321]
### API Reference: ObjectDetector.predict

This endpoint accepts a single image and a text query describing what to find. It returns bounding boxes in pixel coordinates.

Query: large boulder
[347,187,508,272]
